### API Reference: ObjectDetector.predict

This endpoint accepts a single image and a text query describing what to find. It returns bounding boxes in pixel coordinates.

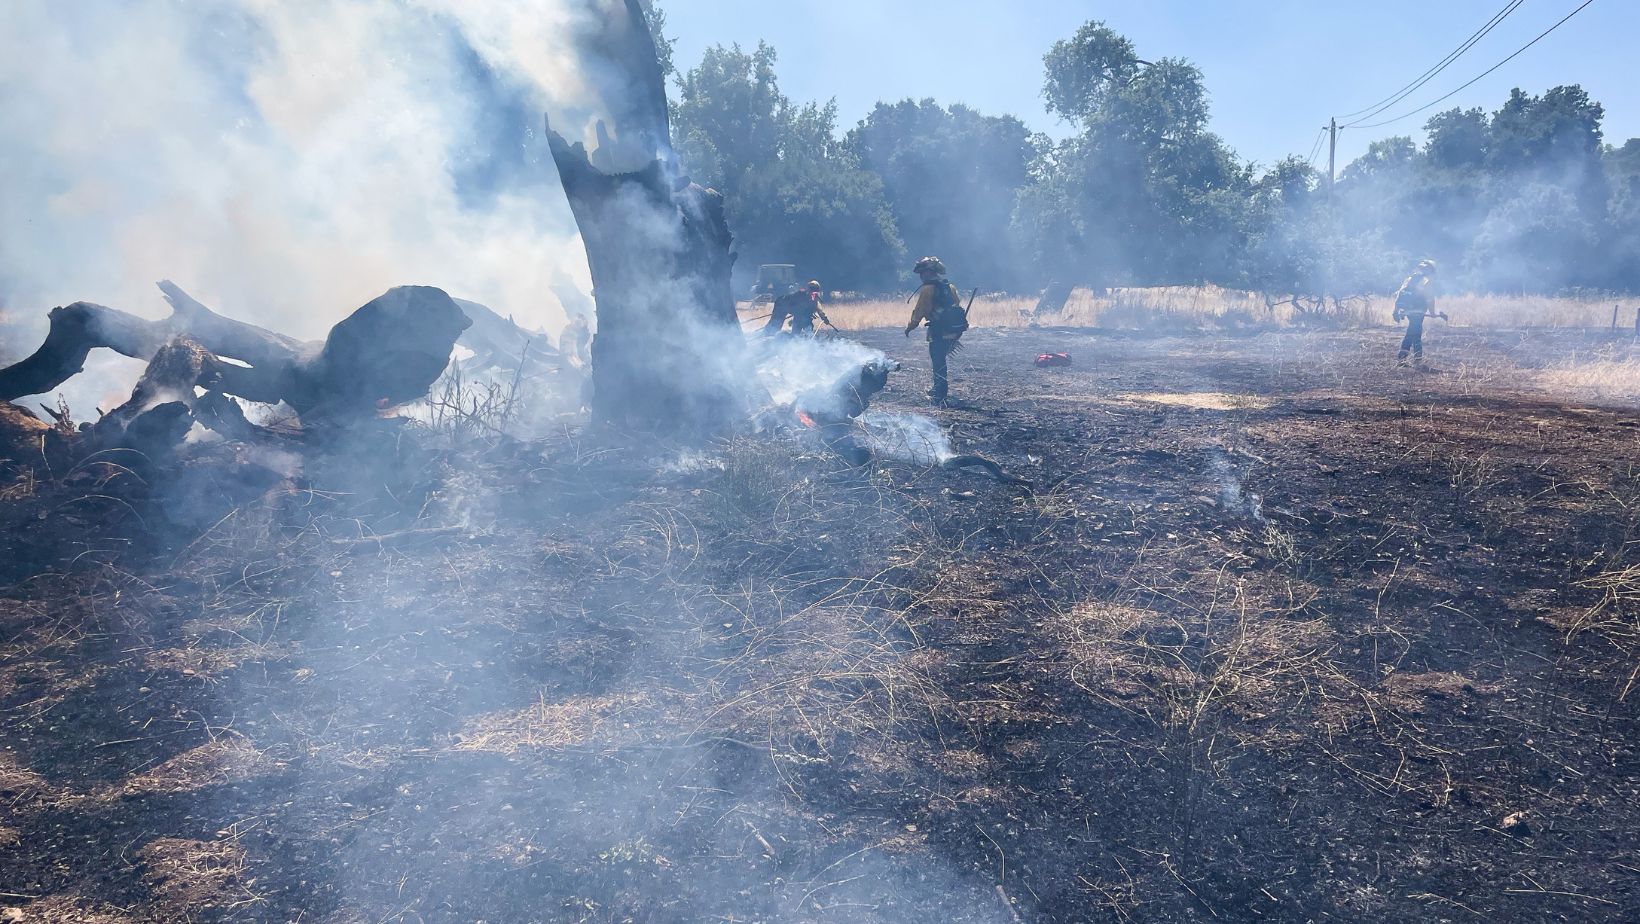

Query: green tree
[1020,27,1254,287]
[1042,22,1142,127]
[1466,184,1597,292]
[672,42,903,289]
[1600,139,1640,288]
[1423,107,1489,171]
[637,0,675,79]
[847,99,1045,287]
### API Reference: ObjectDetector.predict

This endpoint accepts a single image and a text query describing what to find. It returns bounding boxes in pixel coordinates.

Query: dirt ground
[1,325,1637,922]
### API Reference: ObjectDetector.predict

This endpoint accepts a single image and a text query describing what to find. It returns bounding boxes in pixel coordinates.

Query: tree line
[645,8,1640,296]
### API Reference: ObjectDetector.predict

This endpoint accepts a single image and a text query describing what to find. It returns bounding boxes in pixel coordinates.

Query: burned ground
[1,326,1637,922]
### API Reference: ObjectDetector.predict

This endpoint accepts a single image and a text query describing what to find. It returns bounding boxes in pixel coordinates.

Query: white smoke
[0,0,604,349]
[754,334,886,407]
[859,410,953,465]
[1207,447,1265,522]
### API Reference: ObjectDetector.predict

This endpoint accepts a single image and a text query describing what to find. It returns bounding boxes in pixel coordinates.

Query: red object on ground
[1034,352,1072,368]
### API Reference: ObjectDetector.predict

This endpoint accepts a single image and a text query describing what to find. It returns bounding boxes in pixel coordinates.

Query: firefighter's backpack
[929,282,969,339]
[1394,281,1428,316]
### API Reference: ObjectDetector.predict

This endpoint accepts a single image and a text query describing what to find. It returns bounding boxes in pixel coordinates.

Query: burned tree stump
[546,0,756,432]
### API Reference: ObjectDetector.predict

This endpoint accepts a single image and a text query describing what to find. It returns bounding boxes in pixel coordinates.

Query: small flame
[796,410,816,429]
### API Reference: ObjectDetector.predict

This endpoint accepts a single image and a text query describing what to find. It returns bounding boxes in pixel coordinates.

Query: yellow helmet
[807,280,822,292]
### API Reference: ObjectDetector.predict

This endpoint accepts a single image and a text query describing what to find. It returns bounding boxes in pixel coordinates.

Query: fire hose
[941,454,1034,489]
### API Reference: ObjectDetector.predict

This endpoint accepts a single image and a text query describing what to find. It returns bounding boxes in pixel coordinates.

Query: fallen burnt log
[0,282,472,444]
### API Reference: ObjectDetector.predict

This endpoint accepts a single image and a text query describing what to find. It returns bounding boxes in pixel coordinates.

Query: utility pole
[1327,118,1338,209]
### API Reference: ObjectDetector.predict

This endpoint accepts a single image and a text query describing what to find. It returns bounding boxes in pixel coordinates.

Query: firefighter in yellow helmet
[904,257,969,405]
[1392,258,1445,366]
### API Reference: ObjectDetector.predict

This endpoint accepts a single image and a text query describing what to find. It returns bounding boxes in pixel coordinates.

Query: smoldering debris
[1207,446,1266,522]
[756,335,893,412]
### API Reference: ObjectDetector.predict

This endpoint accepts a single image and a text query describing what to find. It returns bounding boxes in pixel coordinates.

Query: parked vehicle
[750,264,797,303]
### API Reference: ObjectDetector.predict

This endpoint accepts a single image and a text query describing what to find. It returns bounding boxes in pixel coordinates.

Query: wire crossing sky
[665,0,1636,169]
[1346,0,1599,130]
[1336,0,1526,127]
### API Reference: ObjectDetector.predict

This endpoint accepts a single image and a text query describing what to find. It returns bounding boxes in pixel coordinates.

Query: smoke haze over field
[0,0,611,342]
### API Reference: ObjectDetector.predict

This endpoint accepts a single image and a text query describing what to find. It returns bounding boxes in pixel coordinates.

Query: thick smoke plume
[754,335,887,409]
[0,0,605,351]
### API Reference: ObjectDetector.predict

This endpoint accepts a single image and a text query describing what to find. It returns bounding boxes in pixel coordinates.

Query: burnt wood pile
[0,282,472,455]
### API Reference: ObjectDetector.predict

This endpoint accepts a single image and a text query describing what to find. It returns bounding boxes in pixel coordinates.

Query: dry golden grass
[0,895,136,923]
[742,286,1640,331]
[1538,355,1640,402]
[1119,392,1275,411]
[117,739,279,798]
[1440,293,1636,328]
[452,690,671,753]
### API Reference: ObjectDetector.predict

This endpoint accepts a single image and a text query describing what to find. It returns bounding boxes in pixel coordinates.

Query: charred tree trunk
[546,0,756,432]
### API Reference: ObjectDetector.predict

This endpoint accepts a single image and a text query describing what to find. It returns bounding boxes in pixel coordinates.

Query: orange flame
[796,410,816,429]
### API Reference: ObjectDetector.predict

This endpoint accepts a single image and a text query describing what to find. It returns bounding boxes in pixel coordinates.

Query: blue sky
[665,0,1635,172]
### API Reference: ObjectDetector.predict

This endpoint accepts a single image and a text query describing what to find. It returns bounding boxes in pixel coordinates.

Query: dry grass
[1119,392,1274,412]
[1049,585,1344,864]
[745,286,1640,332]
[453,690,670,754]
[0,895,136,923]
[117,738,279,797]
[0,469,37,502]
[1440,293,1635,328]
[1537,354,1640,402]
[1572,557,1640,699]
[136,836,263,914]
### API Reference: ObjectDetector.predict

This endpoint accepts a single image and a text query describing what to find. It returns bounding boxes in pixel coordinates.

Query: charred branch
[452,298,562,374]
[0,302,175,402]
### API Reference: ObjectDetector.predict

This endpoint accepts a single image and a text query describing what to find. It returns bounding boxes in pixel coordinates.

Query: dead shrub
[709,437,801,516]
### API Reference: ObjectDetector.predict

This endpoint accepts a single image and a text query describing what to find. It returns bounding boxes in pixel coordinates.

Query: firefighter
[763,280,832,336]
[760,284,795,335]
[786,280,832,335]
[904,256,968,405]
[1392,258,1444,366]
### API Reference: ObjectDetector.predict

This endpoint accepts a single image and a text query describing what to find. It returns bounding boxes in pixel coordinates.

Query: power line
[1304,127,1327,166]
[1340,0,1525,127]
[1336,0,1524,121]
[1351,0,1598,130]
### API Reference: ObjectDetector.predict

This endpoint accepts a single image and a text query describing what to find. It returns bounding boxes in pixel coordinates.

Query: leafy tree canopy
[643,4,1640,296]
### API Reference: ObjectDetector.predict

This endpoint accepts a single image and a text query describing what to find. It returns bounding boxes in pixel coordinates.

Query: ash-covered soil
[2,326,1637,922]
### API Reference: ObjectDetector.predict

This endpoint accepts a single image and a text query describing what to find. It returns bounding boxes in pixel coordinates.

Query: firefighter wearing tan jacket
[1392,258,1445,366]
[904,256,968,405]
